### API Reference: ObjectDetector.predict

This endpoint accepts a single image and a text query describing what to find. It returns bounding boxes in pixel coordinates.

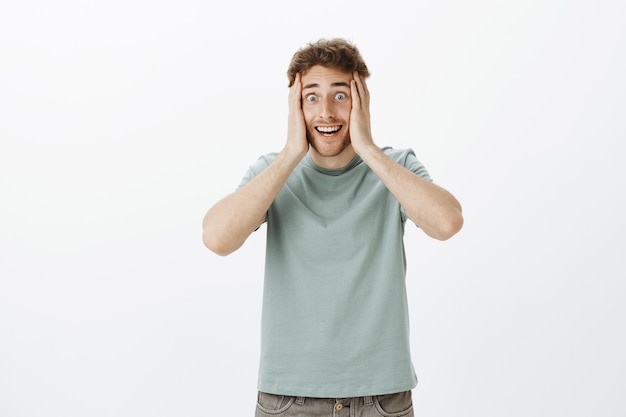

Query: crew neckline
[303,153,363,176]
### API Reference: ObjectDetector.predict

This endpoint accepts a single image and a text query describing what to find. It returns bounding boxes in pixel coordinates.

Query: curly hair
[286,38,370,87]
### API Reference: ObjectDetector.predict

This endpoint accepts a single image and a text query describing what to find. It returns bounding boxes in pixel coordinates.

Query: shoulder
[248,152,279,173]
[381,146,432,181]
[381,146,419,165]
[382,146,411,158]
[237,152,279,189]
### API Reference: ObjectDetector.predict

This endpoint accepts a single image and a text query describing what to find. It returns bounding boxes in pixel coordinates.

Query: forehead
[301,65,352,89]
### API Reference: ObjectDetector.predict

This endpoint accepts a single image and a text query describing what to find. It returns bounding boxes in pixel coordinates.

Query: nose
[319,97,335,119]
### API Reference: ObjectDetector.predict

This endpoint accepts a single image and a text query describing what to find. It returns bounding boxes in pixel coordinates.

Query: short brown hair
[287,38,370,87]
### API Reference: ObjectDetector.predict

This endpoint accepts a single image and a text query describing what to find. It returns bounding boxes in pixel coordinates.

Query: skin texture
[300,66,354,167]
[202,65,463,256]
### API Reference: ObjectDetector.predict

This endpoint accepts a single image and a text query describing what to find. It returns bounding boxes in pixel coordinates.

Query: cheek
[302,107,315,124]
[341,104,352,122]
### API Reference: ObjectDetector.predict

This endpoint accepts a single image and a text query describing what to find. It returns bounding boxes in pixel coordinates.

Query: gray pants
[255,390,414,417]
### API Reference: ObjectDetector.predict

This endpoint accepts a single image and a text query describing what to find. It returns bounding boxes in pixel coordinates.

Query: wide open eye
[306,95,318,103]
[335,93,346,100]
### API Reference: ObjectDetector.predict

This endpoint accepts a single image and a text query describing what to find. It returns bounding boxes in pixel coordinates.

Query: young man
[203,38,463,417]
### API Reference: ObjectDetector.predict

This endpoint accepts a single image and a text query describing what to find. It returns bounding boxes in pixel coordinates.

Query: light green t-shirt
[239,147,432,398]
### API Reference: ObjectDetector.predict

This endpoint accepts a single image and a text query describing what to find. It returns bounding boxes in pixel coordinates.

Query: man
[203,38,463,417]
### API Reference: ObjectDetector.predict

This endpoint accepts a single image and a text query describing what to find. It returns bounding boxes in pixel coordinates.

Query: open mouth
[315,125,342,137]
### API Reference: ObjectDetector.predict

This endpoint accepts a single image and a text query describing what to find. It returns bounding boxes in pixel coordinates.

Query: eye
[305,95,317,103]
[335,93,346,100]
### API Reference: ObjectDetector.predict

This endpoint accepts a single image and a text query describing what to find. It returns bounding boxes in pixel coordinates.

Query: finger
[296,73,303,107]
[350,78,361,110]
[289,73,298,98]
[350,80,361,109]
[353,71,369,107]
[289,73,302,107]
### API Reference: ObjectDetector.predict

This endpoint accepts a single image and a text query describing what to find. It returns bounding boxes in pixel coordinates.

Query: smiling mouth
[315,125,342,137]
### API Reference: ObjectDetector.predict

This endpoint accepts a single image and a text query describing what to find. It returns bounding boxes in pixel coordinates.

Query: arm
[349,73,463,240]
[354,146,463,240]
[202,74,309,255]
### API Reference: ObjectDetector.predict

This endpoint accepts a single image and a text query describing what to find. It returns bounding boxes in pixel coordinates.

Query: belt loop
[363,396,373,406]
[295,396,305,405]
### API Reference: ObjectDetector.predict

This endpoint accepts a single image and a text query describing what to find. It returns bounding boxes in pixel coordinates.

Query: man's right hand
[285,72,309,161]
[203,74,310,256]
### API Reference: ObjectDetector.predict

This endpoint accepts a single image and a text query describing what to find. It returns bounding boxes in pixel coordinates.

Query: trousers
[255,390,414,417]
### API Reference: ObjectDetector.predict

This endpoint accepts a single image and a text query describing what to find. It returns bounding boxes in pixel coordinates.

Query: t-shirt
[238,147,432,398]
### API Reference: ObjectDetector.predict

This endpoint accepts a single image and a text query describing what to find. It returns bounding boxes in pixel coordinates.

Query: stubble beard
[306,131,352,158]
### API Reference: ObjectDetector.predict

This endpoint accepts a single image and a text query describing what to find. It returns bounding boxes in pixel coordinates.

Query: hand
[349,72,375,153]
[285,73,309,160]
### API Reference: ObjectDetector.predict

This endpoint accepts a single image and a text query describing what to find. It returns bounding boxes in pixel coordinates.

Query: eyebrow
[302,81,351,90]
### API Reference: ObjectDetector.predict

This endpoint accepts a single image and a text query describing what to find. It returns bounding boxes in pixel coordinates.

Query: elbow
[421,210,463,241]
[437,213,463,240]
[436,211,464,241]
[202,229,237,257]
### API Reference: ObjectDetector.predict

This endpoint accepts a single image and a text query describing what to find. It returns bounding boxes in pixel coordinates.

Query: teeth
[316,126,340,133]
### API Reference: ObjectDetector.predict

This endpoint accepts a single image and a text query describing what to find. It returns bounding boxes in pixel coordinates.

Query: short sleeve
[382,147,432,224]
[235,153,278,227]
[402,148,432,182]
[237,153,278,189]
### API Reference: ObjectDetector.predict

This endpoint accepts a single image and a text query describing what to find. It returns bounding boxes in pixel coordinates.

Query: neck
[309,145,357,170]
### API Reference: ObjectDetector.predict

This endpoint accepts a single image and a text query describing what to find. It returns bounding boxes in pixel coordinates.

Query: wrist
[281,142,308,164]
[352,140,378,157]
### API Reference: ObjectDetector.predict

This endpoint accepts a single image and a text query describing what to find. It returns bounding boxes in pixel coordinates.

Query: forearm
[202,149,303,255]
[358,145,463,240]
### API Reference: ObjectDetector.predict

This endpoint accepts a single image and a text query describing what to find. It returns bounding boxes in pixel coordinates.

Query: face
[300,65,355,167]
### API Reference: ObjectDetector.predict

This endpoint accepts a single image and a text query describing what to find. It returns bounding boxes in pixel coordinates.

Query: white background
[1,0,625,416]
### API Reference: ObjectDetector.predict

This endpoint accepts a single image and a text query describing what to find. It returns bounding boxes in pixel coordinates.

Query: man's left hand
[349,72,375,153]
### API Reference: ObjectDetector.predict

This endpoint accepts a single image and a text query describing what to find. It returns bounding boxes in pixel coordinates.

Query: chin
[312,139,351,158]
